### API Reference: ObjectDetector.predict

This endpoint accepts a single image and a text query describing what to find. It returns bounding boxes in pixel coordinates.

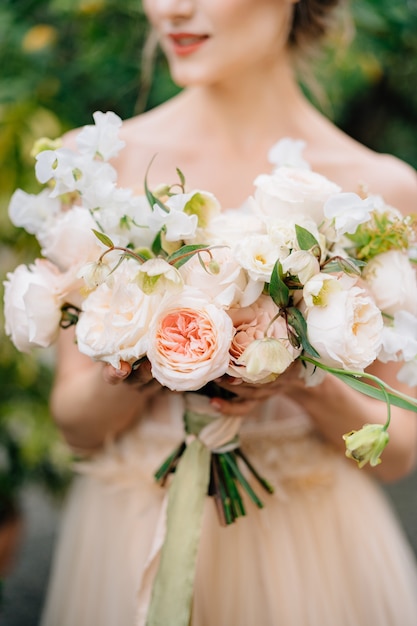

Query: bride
[41,1,417,624]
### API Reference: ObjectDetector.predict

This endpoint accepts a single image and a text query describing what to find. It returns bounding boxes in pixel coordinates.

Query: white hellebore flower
[362,249,417,316]
[304,277,383,371]
[76,111,125,160]
[4,259,67,352]
[323,192,374,236]
[135,258,183,295]
[253,166,341,225]
[237,338,295,379]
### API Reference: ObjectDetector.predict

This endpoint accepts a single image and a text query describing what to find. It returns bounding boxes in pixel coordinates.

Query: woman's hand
[210,362,305,417]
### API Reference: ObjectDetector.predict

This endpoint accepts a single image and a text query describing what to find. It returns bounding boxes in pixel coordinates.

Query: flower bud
[237,337,294,378]
[343,423,389,468]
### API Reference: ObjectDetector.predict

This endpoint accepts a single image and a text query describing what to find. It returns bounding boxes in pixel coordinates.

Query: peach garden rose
[147,288,234,391]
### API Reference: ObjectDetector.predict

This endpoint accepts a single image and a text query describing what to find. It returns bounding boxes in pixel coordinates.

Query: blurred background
[0,0,416,623]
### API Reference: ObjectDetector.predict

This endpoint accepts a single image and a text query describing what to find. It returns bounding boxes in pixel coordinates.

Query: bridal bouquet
[4,111,417,624]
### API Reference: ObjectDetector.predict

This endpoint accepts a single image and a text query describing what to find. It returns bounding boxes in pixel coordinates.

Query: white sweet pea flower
[253,166,341,225]
[180,246,262,308]
[167,190,221,230]
[76,260,158,368]
[268,138,311,170]
[35,148,80,195]
[234,234,281,282]
[305,279,383,371]
[362,250,417,316]
[281,250,320,284]
[323,192,374,236]
[148,203,198,242]
[8,188,62,237]
[76,111,125,160]
[4,259,68,352]
[397,360,417,387]
[378,310,417,363]
[135,258,183,295]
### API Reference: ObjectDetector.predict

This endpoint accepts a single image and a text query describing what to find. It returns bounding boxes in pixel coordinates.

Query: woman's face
[143,0,296,87]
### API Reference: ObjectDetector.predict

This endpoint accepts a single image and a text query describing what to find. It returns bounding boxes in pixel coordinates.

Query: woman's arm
[50,326,160,452]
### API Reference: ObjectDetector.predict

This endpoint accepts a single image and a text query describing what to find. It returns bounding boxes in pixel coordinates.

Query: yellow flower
[22,25,57,53]
[343,423,389,468]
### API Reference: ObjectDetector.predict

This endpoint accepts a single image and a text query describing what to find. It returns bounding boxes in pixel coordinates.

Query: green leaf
[176,167,186,188]
[295,224,320,252]
[269,261,290,308]
[151,231,163,256]
[144,155,170,213]
[92,229,114,248]
[331,372,417,413]
[286,307,321,358]
[167,244,208,268]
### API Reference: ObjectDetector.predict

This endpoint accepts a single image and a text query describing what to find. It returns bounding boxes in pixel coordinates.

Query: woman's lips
[168,33,210,56]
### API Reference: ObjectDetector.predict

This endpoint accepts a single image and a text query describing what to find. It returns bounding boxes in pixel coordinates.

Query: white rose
[203,206,264,246]
[253,166,341,224]
[76,261,157,368]
[147,287,233,391]
[234,234,281,282]
[363,250,417,316]
[4,259,66,352]
[180,246,262,308]
[305,280,383,371]
[39,206,104,271]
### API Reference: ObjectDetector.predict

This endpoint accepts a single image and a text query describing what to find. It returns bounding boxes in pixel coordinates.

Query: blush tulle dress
[40,390,417,626]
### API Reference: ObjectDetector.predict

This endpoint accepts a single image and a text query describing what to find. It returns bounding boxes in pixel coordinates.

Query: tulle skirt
[41,392,417,626]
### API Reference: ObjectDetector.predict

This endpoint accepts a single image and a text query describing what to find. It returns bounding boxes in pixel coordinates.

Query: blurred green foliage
[0,0,416,507]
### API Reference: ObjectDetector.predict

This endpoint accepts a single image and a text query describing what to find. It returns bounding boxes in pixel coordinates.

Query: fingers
[102,361,132,385]
[210,397,259,417]
[102,359,155,389]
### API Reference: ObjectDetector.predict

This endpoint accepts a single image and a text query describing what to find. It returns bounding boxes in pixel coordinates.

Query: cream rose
[4,259,67,352]
[253,166,341,224]
[180,246,262,308]
[39,206,104,271]
[76,261,158,368]
[147,288,234,391]
[305,279,383,371]
[363,250,417,316]
[227,294,300,383]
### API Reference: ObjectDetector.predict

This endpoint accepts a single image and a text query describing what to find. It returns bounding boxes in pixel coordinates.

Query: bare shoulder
[366,152,417,214]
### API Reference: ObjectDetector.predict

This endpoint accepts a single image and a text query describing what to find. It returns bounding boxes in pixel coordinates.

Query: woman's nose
[150,0,195,21]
